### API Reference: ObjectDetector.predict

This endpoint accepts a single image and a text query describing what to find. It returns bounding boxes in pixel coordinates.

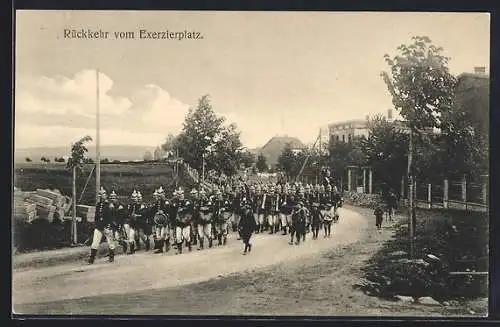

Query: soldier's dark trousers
[242,232,252,254]
[88,249,98,264]
[324,222,332,237]
[312,224,320,239]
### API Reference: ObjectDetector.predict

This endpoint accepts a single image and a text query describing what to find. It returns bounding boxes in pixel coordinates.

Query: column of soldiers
[87,178,343,264]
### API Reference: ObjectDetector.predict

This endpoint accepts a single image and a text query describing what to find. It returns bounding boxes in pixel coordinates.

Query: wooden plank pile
[13,188,72,223]
[76,205,96,222]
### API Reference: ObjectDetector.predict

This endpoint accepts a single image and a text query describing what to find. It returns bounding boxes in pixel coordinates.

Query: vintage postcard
[13,10,490,317]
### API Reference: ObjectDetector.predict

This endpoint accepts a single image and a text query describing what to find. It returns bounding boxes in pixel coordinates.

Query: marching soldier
[88,187,116,264]
[278,185,292,235]
[134,191,153,251]
[189,188,200,246]
[230,185,242,233]
[214,190,231,246]
[125,190,143,254]
[322,202,335,237]
[108,190,131,255]
[310,202,322,240]
[238,198,256,255]
[289,201,307,245]
[107,190,127,254]
[197,188,214,250]
[253,184,264,233]
[151,187,169,254]
[175,188,194,254]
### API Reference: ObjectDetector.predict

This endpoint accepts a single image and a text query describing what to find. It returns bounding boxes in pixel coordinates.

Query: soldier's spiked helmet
[190,188,198,195]
[131,190,138,199]
[109,190,118,200]
[98,186,107,196]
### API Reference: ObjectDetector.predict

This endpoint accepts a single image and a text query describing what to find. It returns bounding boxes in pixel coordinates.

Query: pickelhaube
[109,190,118,199]
[98,186,107,196]
[131,190,138,199]
[190,188,198,195]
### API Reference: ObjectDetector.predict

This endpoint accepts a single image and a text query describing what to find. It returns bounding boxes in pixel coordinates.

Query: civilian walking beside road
[238,198,256,255]
[374,204,384,231]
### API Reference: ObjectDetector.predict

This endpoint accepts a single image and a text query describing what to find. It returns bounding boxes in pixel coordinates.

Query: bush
[343,192,382,209]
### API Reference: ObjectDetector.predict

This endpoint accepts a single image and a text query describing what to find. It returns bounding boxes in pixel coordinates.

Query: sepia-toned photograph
[12,10,489,317]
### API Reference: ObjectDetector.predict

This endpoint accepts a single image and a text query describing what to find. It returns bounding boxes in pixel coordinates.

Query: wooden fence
[408,176,488,212]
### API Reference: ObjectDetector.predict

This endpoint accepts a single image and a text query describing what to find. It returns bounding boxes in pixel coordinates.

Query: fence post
[368,169,373,194]
[414,178,417,205]
[461,175,467,210]
[347,169,352,192]
[401,176,405,204]
[482,180,488,205]
[443,178,449,209]
[427,183,432,209]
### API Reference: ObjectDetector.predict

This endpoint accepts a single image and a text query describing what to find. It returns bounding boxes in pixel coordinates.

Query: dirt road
[14,207,374,314]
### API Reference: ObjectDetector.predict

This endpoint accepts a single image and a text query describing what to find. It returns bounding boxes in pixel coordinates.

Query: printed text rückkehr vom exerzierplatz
[63,29,204,40]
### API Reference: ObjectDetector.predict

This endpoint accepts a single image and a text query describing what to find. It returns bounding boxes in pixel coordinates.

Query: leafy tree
[143,151,153,161]
[256,153,268,173]
[381,36,457,133]
[360,115,408,195]
[211,122,243,177]
[83,157,94,164]
[239,150,255,168]
[161,134,177,155]
[67,136,93,172]
[101,158,110,164]
[176,95,225,171]
[277,143,296,180]
[441,74,489,179]
[381,36,457,181]
[173,95,245,177]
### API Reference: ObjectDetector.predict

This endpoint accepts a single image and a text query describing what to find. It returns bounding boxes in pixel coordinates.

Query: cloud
[15,70,190,147]
[132,84,189,130]
[16,70,131,118]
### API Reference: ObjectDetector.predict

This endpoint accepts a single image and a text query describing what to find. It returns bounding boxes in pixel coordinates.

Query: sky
[14,11,490,149]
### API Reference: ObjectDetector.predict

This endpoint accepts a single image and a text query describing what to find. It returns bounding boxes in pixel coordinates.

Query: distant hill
[14,145,157,163]
[258,136,305,167]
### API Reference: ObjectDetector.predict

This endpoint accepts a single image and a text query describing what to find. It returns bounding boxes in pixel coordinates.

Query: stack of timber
[76,205,96,222]
[14,188,72,223]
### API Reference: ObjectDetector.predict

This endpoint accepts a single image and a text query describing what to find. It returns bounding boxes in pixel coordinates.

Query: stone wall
[343,191,382,209]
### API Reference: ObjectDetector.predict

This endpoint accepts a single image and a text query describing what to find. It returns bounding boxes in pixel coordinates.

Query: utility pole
[95,68,101,203]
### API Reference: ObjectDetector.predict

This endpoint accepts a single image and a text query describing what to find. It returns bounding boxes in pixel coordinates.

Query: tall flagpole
[95,69,101,202]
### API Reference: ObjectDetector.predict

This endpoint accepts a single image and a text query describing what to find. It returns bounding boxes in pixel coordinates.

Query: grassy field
[14,162,196,205]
